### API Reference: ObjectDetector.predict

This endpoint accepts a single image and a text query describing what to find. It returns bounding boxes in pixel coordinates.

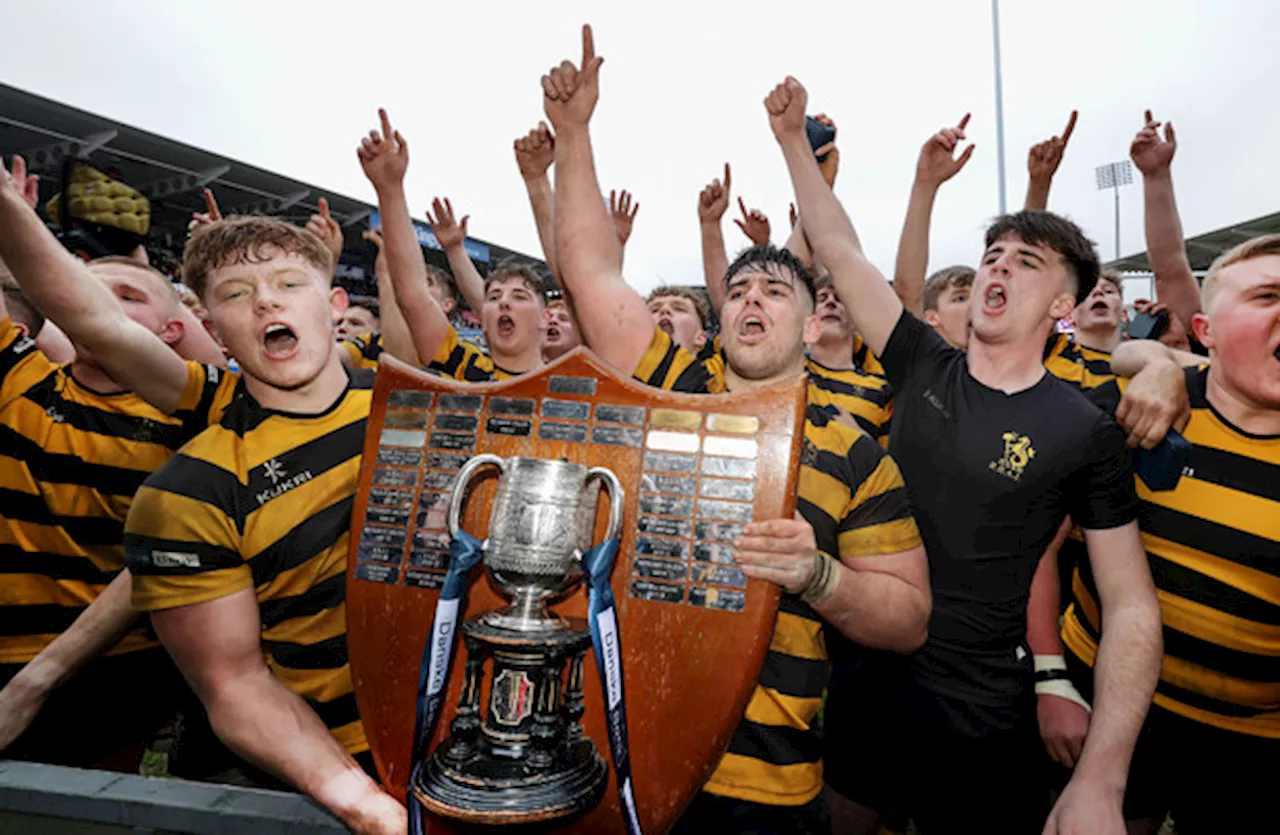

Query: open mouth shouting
[546,324,562,341]
[983,282,1008,315]
[496,315,515,338]
[262,322,299,359]
[657,316,675,336]
[736,313,768,344]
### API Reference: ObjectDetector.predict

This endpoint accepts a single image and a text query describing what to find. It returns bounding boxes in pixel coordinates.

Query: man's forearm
[552,125,623,338]
[700,220,729,314]
[893,180,940,315]
[0,188,120,347]
[442,243,485,316]
[374,264,419,365]
[1024,177,1052,211]
[523,174,559,281]
[1142,171,1200,323]
[815,563,929,653]
[1111,339,1202,377]
[12,570,137,695]
[376,184,448,363]
[1072,599,1161,787]
[205,670,382,824]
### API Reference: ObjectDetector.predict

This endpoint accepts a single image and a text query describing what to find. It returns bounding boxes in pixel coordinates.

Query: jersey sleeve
[125,453,252,612]
[838,435,922,558]
[0,317,56,411]
[1068,413,1140,531]
[877,310,954,392]
[339,333,383,371]
[427,324,497,381]
[173,361,236,433]
[632,327,725,393]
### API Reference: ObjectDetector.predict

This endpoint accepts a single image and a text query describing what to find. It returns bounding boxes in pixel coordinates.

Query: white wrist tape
[1033,654,1091,713]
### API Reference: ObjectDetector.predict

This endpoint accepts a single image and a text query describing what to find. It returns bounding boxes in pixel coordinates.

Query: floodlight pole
[991,0,1007,215]
[1095,160,1133,261]
[1113,182,1121,260]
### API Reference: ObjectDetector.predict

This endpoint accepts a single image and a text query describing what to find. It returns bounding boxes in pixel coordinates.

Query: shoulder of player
[803,407,884,479]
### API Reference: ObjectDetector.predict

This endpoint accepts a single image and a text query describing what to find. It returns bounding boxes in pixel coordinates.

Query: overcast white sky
[5,0,1278,293]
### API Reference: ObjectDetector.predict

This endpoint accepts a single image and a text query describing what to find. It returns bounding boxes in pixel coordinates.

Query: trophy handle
[584,467,626,547]
[447,454,506,541]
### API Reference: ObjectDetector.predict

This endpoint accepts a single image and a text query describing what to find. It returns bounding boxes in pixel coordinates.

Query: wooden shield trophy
[347,348,806,833]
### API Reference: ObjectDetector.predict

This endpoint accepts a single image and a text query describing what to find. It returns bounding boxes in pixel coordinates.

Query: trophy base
[414,738,608,825]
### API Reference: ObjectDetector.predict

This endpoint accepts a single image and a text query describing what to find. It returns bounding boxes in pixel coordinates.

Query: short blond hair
[647,286,710,329]
[1202,233,1280,313]
[183,216,332,300]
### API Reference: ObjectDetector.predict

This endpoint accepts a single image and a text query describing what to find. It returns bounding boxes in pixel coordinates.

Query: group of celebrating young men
[0,22,1276,835]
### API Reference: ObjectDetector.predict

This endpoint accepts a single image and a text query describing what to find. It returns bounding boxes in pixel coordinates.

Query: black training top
[879,313,1138,730]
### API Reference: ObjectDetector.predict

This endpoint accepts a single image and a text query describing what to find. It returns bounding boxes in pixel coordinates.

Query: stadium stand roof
[0,83,547,300]
[1107,209,1280,272]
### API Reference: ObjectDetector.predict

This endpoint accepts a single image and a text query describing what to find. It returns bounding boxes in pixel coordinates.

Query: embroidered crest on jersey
[989,431,1036,481]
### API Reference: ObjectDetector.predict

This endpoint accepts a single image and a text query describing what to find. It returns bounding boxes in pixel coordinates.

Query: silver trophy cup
[447,455,624,632]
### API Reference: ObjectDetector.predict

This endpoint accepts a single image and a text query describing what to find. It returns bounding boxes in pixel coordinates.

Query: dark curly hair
[723,244,817,306]
[984,211,1100,306]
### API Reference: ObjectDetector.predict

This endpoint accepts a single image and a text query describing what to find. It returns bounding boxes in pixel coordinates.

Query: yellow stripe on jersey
[428,325,522,382]
[127,368,374,755]
[1043,332,1115,390]
[339,333,382,371]
[805,335,894,448]
[0,318,220,664]
[633,326,921,804]
[1063,365,1280,738]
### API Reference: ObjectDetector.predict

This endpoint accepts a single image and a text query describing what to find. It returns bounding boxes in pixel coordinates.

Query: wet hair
[984,210,1100,306]
[0,273,45,335]
[182,216,332,300]
[483,259,547,305]
[923,265,976,312]
[723,245,818,307]
[646,285,711,329]
[1201,233,1280,312]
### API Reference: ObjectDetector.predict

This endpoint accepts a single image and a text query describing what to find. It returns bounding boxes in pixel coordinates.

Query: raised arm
[426,197,485,315]
[893,115,974,315]
[769,77,901,354]
[151,589,404,833]
[362,227,418,364]
[546,25,655,374]
[608,188,639,267]
[733,198,770,248]
[1131,110,1200,326]
[0,156,190,413]
[1024,110,1077,211]
[514,122,560,280]
[357,109,452,367]
[697,164,732,314]
[305,197,344,275]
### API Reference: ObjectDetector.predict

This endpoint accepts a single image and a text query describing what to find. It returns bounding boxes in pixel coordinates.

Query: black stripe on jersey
[779,592,818,621]
[248,497,354,587]
[20,375,191,449]
[837,485,914,530]
[0,425,151,499]
[141,454,245,526]
[670,361,714,394]
[264,632,349,670]
[645,342,677,389]
[798,496,838,553]
[461,358,497,382]
[1149,554,1280,626]
[0,602,85,638]
[807,371,892,408]
[1185,366,1208,408]
[1142,503,1280,578]
[725,720,823,766]
[756,648,828,700]
[432,345,467,379]
[124,533,247,576]
[245,420,365,500]
[1162,624,1280,683]
[308,690,362,733]
[1184,446,1280,504]
[1154,677,1270,719]
[259,571,347,630]
[348,368,375,390]
[0,486,125,545]
[0,544,118,585]
[181,365,223,427]
[0,333,43,379]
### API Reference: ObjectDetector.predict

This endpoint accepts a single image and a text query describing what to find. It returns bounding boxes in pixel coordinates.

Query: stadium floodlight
[1095,160,1133,260]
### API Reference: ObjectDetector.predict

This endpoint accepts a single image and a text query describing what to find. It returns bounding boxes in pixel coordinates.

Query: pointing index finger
[318,196,331,220]
[957,112,971,130]
[378,108,393,143]
[723,162,731,191]
[1062,110,1078,144]
[582,23,595,67]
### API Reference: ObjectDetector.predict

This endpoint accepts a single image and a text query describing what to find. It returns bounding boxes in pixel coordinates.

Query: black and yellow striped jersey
[0,318,222,664]
[805,334,894,448]
[1043,333,1114,391]
[1063,365,1280,738]
[428,325,524,382]
[635,327,921,805]
[125,366,373,755]
[339,333,382,371]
